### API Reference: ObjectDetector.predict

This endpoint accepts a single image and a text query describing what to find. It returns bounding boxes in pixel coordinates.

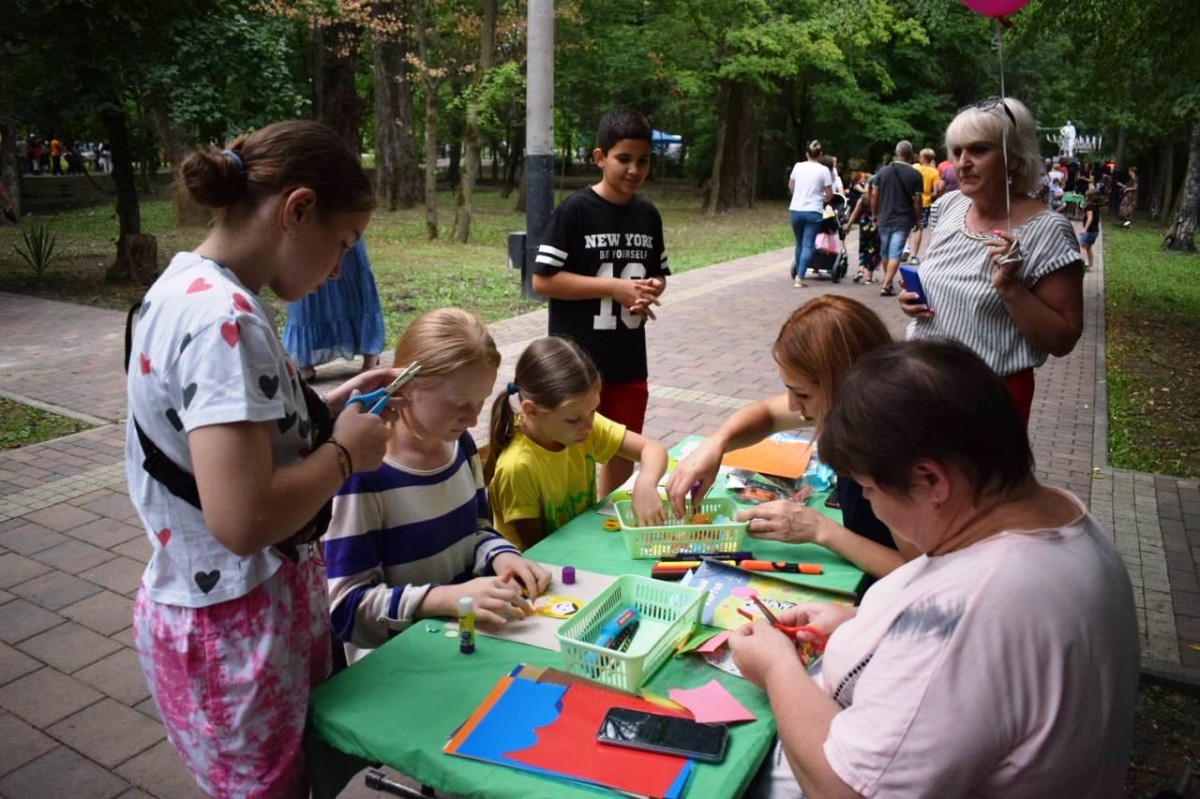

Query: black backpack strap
[133,417,202,510]
[124,301,142,374]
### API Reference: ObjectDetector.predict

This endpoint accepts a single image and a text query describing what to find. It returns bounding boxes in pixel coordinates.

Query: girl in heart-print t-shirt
[124,120,393,799]
[126,251,313,606]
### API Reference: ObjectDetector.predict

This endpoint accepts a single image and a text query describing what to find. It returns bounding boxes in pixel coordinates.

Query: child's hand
[628,296,662,321]
[642,277,666,298]
[426,577,530,626]
[665,438,723,518]
[492,552,552,599]
[331,398,390,474]
[631,482,666,527]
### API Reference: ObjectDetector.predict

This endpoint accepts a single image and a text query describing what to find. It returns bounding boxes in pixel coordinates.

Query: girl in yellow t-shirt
[484,337,667,550]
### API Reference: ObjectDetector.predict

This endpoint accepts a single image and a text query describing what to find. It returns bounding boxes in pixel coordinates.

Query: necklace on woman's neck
[962,201,1010,240]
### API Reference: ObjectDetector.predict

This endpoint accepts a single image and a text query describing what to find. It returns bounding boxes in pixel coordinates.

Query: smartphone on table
[597,707,729,762]
[898,264,929,308]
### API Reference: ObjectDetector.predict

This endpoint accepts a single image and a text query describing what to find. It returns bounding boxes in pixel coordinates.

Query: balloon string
[997,17,1011,233]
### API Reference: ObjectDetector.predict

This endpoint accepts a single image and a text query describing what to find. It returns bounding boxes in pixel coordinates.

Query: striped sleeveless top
[906,191,1081,376]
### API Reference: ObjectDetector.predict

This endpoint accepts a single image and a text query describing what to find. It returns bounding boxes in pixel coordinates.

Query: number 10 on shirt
[593,262,648,330]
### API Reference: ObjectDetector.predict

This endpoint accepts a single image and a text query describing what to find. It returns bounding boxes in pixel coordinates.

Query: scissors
[346,363,422,415]
[737,593,828,659]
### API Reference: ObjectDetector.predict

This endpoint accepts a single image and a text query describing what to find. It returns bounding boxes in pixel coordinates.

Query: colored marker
[740,560,823,575]
[652,559,824,575]
[594,606,640,650]
[659,550,755,562]
[458,596,476,654]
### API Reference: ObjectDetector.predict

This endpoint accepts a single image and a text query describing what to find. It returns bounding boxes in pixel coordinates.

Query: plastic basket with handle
[556,575,704,693]
[614,496,747,559]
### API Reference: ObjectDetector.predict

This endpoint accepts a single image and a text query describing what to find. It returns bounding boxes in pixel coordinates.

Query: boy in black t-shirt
[533,109,669,496]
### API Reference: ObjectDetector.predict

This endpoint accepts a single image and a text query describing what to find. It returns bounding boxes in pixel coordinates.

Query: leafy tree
[4,0,219,283]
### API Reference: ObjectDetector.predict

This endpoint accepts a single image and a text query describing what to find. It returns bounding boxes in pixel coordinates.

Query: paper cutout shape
[475,563,615,651]
[668,679,756,724]
[446,666,694,798]
[530,595,582,618]
[695,631,732,654]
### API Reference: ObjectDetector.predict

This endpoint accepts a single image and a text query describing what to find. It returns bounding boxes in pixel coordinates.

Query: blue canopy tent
[652,129,683,145]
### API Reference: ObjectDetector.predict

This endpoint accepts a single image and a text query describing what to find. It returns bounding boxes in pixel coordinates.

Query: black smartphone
[899,264,929,307]
[596,707,729,762]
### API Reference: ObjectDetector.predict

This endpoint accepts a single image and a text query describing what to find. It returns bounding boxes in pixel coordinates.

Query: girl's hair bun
[178,145,248,209]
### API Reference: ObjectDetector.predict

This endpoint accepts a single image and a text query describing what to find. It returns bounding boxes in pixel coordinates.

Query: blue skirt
[283,240,386,367]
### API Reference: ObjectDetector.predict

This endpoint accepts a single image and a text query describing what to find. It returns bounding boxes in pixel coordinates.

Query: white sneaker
[793,277,803,288]
[1123,220,1132,227]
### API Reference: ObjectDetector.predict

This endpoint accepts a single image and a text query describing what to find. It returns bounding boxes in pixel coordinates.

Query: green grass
[0,179,794,341]
[0,398,92,449]
[1104,220,1200,478]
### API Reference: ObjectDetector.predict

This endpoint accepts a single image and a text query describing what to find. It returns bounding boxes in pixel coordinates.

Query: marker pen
[458,596,476,654]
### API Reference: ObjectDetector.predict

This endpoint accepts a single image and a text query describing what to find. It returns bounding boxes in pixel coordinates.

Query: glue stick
[458,597,476,654]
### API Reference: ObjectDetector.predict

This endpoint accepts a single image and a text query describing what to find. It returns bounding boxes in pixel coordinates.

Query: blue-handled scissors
[346,362,422,415]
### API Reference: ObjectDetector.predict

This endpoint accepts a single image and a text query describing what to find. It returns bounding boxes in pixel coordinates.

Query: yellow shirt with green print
[488,413,626,550]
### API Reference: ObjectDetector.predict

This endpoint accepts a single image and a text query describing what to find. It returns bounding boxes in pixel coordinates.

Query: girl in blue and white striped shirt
[324,308,550,664]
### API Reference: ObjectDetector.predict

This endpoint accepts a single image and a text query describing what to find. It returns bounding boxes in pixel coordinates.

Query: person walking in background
[1118,166,1138,227]
[49,135,63,176]
[1080,188,1102,270]
[787,139,834,288]
[283,239,386,382]
[907,147,940,264]
[871,140,923,297]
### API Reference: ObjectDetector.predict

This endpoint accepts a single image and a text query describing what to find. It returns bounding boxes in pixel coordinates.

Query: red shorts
[598,379,649,434]
[1003,368,1035,426]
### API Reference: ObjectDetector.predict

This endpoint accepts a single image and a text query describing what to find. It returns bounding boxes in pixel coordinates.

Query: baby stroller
[807,194,849,283]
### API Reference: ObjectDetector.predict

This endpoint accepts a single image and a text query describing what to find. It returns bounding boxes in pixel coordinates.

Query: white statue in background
[1060,120,1077,158]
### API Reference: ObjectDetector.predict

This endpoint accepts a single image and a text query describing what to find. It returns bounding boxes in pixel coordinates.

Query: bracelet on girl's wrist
[327,437,353,480]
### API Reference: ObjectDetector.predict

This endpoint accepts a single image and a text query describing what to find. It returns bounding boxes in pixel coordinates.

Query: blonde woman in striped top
[898,97,1084,424]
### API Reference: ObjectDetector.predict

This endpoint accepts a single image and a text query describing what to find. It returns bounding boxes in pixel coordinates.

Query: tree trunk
[314,22,366,157]
[372,2,421,211]
[447,140,461,187]
[705,82,731,214]
[1162,116,1200,253]
[422,86,439,240]
[715,81,759,211]
[102,103,157,284]
[452,0,497,243]
[0,123,20,222]
[1151,137,1174,221]
[501,127,523,198]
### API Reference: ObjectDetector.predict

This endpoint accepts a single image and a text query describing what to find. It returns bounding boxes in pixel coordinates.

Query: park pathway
[0,230,1196,797]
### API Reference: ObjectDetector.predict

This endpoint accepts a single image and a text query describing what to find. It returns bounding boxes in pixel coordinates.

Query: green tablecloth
[307,452,863,798]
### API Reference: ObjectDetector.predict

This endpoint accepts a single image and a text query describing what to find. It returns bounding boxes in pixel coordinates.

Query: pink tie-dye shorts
[133,557,332,799]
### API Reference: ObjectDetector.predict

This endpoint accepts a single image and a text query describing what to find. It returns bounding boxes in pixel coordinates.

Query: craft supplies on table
[615,496,747,559]
[557,575,703,692]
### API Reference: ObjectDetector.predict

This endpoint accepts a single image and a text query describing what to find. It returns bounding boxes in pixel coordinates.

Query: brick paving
[0,226,1198,794]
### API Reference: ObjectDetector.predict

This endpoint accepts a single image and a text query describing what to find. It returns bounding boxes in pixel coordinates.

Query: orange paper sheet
[720,437,815,480]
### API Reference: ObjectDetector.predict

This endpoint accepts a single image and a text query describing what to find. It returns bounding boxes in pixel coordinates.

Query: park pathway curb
[0,227,1197,796]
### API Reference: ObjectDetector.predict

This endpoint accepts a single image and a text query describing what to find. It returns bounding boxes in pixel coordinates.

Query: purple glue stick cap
[562,566,576,585]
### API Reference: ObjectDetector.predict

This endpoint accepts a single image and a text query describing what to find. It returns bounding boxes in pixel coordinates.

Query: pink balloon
[960,0,1029,16]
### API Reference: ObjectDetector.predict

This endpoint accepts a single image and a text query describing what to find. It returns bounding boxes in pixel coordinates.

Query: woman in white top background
[788,139,834,288]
